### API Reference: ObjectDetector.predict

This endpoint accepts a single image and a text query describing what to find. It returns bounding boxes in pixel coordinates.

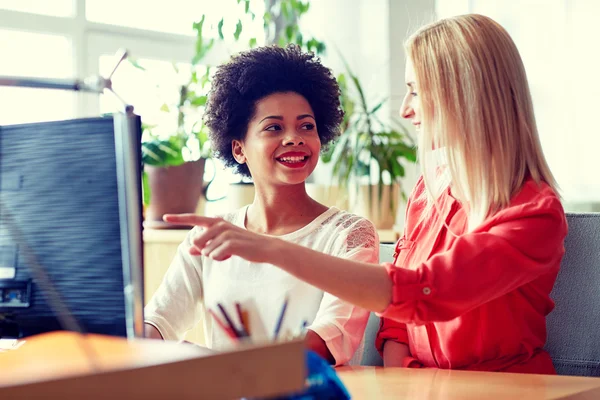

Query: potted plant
[322,61,417,229]
[137,16,217,227]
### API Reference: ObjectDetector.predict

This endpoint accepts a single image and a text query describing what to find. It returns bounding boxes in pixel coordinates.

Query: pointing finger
[163,214,220,227]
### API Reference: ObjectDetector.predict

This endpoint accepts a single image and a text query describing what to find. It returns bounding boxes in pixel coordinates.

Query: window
[0,29,75,124]
[98,57,194,133]
[0,0,73,17]
[436,0,600,207]
[86,0,265,40]
[1,0,265,122]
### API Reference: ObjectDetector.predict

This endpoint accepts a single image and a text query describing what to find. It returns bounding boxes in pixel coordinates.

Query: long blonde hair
[406,14,558,231]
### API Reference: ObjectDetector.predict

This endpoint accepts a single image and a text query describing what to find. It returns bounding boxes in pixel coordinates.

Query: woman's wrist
[267,237,291,267]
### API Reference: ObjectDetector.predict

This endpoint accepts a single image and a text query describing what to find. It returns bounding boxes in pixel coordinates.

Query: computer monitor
[0,113,145,339]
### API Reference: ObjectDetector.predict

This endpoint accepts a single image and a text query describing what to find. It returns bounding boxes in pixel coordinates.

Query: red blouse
[375,177,567,374]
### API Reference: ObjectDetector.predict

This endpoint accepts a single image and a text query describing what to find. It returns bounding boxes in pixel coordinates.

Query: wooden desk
[4,335,600,399]
[337,366,600,400]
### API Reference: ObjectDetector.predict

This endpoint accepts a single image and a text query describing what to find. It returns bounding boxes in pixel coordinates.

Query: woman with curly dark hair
[145,44,379,365]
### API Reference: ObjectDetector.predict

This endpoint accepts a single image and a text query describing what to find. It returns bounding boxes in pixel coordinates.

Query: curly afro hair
[204,44,344,177]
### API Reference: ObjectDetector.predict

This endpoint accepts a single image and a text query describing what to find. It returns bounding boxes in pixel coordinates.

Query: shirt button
[422,287,432,295]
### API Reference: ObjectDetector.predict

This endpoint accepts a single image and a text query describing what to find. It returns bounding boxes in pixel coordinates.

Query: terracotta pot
[348,183,400,229]
[144,159,210,224]
[227,182,255,210]
[305,183,349,210]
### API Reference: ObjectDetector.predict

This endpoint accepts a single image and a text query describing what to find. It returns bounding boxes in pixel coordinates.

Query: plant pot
[305,183,349,210]
[227,182,255,210]
[144,159,209,227]
[348,183,400,229]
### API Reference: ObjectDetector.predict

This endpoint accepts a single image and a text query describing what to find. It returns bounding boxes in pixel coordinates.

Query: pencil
[300,320,308,334]
[208,308,238,341]
[273,296,289,340]
[217,303,241,338]
[235,302,250,337]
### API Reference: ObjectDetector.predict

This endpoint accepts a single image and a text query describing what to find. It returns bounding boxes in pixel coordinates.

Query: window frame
[0,0,228,118]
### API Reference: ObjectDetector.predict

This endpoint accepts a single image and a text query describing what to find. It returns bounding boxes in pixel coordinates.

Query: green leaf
[285,25,295,42]
[263,11,272,24]
[306,38,318,52]
[157,142,181,157]
[142,146,162,164]
[234,19,243,40]
[200,66,211,88]
[390,157,406,178]
[281,1,291,21]
[193,15,206,36]
[160,103,170,113]
[296,32,303,46]
[190,95,207,106]
[248,37,257,48]
[316,41,326,54]
[128,58,146,71]
[278,36,287,47]
[192,15,215,65]
[244,0,250,13]
[321,144,335,163]
[142,137,186,167]
[369,98,387,115]
[142,170,151,206]
[217,18,224,40]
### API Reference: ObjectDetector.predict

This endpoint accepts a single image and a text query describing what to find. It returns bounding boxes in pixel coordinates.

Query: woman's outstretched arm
[164,214,393,313]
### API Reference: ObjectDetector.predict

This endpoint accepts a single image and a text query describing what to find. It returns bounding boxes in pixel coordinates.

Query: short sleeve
[308,215,379,365]
[144,228,204,341]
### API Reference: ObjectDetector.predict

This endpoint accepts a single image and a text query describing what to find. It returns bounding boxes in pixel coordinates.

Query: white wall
[437,0,600,209]
[387,0,436,224]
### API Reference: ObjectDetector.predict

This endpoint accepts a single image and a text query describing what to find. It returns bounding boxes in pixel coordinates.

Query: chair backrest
[545,212,600,376]
[359,244,394,366]
[361,214,600,375]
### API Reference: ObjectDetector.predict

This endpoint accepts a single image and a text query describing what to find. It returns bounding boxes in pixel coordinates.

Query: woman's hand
[163,214,280,263]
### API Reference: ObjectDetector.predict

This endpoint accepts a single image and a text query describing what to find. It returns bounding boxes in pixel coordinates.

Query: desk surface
[337,366,600,400]
[5,334,599,399]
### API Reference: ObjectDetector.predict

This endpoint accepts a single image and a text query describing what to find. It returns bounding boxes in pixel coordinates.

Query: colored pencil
[208,308,238,341]
[235,302,250,337]
[218,303,242,338]
[273,297,289,340]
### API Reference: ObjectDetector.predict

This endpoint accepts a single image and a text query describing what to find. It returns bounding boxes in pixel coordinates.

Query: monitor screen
[0,114,144,339]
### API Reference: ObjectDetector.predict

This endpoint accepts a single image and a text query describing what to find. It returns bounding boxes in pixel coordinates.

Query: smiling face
[232,91,321,187]
[400,58,422,131]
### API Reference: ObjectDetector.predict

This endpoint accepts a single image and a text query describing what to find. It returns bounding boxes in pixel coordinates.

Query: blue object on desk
[273,350,351,400]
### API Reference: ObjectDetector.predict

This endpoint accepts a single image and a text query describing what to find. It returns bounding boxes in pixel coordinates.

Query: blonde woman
[167,14,567,374]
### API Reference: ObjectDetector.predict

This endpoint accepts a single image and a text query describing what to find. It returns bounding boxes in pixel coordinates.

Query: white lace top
[144,206,379,365]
